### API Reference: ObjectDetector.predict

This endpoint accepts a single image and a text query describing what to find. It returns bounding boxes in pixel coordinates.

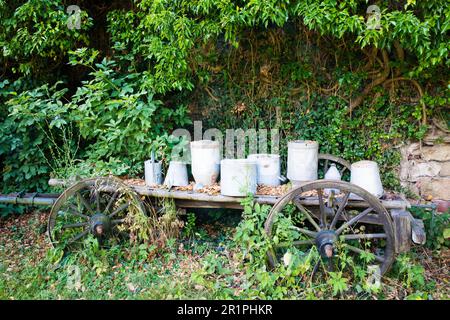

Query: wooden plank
[48,178,409,210]
[133,186,408,209]
[48,178,67,187]
[391,209,412,253]
[175,197,383,225]
[402,211,427,245]
[175,200,244,210]
[411,218,427,245]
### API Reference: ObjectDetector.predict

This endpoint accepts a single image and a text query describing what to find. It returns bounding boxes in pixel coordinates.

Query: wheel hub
[89,213,112,237]
[315,230,337,258]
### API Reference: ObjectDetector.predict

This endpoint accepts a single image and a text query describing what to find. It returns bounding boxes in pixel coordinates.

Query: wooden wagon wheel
[318,153,351,180]
[47,177,146,249]
[264,180,395,278]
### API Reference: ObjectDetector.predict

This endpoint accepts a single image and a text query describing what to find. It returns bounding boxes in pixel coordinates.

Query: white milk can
[350,160,384,198]
[190,140,221,186]
[287,140,319,186]
[247,154,281,186]
[220,159,257,196]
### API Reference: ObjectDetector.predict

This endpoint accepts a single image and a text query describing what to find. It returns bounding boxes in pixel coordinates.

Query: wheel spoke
[329,192,350,229]
[340,210,358,235]
[76,192,94,215]
[289,225,318,238]
[95,191,101,213]
[345,244,385,263]
[317,189,327,229]
[68,205,89,220]
[62,222,88,229]
[326,258,334,272]
[68,229,89,244]
[275,239,315,248]
[341,233,387,240]
[112,218,125,225]
[293,239,315,246]
[104,190,119,214]
[335,207,373,235]
[309,259,320,281]
[109,202,130,218]
[293,198,321,232]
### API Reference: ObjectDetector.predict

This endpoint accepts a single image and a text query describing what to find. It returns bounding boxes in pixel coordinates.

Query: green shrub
[68,50,191,170]
[0,82,77,193]
[410,206,450,250]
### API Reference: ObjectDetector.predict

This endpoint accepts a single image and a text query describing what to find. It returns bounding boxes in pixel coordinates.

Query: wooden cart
[0,154,426,276]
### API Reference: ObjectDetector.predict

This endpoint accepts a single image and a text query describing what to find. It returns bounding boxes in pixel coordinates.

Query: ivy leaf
[443,228,450,239]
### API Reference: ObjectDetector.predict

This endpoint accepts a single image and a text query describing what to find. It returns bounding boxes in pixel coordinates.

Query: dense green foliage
[231,197,438,299]
[410,206,450,250]
[0,1,448,302]
[1,1,449,193]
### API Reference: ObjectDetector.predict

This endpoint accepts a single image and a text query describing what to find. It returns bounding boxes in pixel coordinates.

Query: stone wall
[400,126,450,200]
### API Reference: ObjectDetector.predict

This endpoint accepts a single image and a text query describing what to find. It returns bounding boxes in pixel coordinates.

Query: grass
[0,209,448,300]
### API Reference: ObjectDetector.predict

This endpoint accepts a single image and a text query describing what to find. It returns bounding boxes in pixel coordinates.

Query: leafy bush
[0,0,92,78]
[68,49,191,170]
[0,50,191,192]
[410,206,450,250]
[1,0,449,195]
[0,82,78,193]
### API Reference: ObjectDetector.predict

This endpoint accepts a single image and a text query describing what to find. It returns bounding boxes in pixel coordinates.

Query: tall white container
[287,140,319,185]
[144,160,162,186]
[220,159,257,196]
[190,140,221,186]
[350,160,383,198]
[163,161,189,187]
[247,154,281,186]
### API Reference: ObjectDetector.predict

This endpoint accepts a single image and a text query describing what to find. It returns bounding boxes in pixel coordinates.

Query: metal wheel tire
[47,177,146,249]
[264,180,395,276]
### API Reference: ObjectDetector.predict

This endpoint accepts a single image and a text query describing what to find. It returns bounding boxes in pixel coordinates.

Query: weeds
[183,212,196,239]
[0,198,448,300]
[410,206,450,250]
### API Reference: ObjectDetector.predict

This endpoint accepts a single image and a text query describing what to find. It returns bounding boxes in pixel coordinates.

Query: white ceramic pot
[190,140,221,186]
[287,140,319,185]
[220,159,257,196]
[144,160,162,186]
[247,154,281,186]
[350,160,383,198]
[164,161,189,187]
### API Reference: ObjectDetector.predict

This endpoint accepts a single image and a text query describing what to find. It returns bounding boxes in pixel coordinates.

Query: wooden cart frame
[0,154,426,276]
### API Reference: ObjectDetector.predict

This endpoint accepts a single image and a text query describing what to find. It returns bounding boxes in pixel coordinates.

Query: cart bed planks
[48,178,409,211]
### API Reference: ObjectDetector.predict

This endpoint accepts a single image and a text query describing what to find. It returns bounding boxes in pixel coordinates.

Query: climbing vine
[0,0,449,193]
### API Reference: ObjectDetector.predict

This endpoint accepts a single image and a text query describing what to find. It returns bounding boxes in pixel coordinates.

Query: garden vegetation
[0,0,449,300]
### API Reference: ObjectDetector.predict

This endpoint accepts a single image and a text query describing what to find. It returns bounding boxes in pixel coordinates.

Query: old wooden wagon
[0,154,426,277]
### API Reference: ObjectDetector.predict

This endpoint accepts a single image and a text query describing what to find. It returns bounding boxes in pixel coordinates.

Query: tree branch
[349,49,390,113]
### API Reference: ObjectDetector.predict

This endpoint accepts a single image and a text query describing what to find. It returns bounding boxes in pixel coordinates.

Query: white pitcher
[324,163,341,194]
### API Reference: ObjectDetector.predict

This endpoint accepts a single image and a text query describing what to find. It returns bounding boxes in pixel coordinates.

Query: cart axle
[0,193,58,206]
